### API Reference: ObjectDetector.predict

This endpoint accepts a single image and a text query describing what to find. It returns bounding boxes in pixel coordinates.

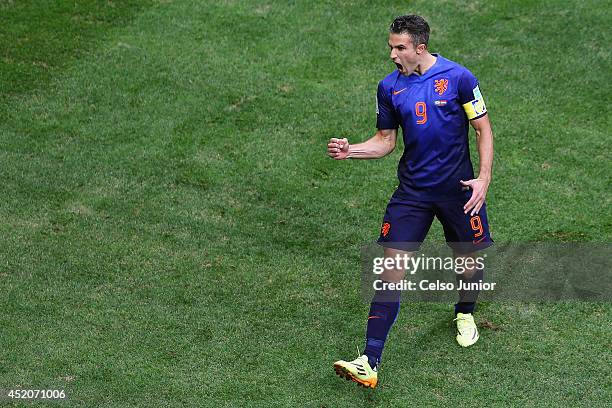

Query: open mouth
[394,62,403,71]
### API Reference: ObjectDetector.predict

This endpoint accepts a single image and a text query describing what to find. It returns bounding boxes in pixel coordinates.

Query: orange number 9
[470,215,483,238]
[415,102,427,124]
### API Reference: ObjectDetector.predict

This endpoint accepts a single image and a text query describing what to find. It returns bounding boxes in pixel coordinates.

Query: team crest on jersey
[434,78,448,96]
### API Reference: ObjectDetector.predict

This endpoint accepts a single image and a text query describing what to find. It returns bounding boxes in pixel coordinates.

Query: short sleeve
[458,69,487,120]
[376,82,399,129]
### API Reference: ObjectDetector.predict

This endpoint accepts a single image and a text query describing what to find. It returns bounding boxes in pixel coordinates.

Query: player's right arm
[327,80,399,160]
[327,129,397,160]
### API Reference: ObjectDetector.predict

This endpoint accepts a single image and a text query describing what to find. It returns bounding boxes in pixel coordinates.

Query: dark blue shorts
[378,191,493,253]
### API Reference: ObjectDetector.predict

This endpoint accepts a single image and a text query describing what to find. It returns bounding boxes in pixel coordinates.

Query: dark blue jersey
[376,54,487,201]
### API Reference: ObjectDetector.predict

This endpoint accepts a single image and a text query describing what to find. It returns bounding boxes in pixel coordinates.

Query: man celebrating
[328,15,494,389]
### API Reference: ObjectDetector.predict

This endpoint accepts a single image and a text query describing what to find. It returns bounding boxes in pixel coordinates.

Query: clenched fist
[327,138,349,160]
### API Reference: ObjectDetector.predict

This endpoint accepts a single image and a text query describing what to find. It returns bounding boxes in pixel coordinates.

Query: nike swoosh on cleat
[393,88,407,95]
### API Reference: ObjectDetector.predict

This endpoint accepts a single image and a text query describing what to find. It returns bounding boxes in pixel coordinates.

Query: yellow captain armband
[462,85,487,120]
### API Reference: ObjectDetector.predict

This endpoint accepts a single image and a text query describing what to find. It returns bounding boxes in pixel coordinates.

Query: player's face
[388,33,420,75]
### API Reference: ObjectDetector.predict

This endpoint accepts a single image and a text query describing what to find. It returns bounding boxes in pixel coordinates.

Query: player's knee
[461,266,477,279]
[380,268,406,283]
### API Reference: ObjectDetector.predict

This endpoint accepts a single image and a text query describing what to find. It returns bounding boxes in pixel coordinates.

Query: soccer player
[328,15,494,389]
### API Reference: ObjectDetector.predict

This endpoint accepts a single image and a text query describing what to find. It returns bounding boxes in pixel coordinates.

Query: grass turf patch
[0,0,610,406]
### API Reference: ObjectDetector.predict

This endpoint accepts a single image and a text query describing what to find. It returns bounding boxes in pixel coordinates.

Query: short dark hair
[389,15,430,47]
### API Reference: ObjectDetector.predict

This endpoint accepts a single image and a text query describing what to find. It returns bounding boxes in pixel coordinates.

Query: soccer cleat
[333,355,378,389]
[454,312,479,347]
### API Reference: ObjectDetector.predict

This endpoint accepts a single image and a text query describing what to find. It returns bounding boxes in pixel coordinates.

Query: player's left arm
[461,114,493,215]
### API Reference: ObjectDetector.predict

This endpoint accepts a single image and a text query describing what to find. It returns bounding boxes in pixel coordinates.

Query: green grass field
[1,0,610,406]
